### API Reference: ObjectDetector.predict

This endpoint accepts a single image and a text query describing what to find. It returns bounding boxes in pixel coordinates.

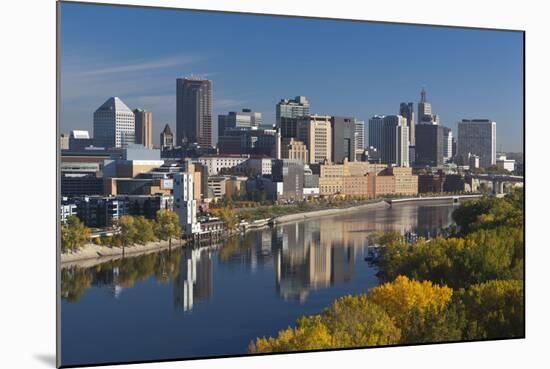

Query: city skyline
[60,3,523,151]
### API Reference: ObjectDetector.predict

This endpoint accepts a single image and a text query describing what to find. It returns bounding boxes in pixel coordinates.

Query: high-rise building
[276,96,310,138]
[457,119,497,168]
[368,115,385,151]
[442,126,453,162]
[415,124,444,167]
[176,77,213,147]
[381,115,409,167]
[93,97,135,148]
[297,115,332,164]
[354,119,365,151]
[217,108,262,138]
[160,124,174,149]
[173,172,201,235]
[133,108,153,149]
[417,88,440,125]
[399,102,415,145]
[331,116,357,163]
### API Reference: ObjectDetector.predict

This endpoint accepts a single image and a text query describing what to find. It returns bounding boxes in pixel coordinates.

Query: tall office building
[297,115,332,164]
[218,108,262,138]
[368,115,385,150]
[399,102,415,145]
[176,77,213,147]
[331,116,357,163]
[133,108,153,148]
[93,97,135,148]
[415,124,444,167]
[354,119,365,151]
[276,96,310,138]
[457,119,497,168]
[173,173,201,235]
[417,88,440,125]
[442,127,453,162]
[354,119,365,161]
[381,115,409,167]
[160,124,174,149]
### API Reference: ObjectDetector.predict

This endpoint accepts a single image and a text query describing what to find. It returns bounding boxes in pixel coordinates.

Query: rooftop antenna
[420,87,427,103]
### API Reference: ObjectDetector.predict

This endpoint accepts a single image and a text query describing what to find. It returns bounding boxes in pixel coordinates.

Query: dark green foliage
[454,280,524,340]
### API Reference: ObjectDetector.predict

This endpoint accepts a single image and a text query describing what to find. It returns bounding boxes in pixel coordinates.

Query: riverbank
[272,199,389,225]
[61,238,183,267]
[62,195,476,267]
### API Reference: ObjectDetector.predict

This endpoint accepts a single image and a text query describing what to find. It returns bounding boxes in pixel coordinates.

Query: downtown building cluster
[60,77,508,235]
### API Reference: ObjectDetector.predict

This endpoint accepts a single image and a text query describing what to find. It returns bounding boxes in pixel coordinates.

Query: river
[60,200,458,366]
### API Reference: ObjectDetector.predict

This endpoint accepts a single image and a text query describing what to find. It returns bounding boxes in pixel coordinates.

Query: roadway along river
[60,200,458,366]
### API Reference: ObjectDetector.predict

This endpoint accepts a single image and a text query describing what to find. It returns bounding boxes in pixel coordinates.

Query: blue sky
[60,2,524,151]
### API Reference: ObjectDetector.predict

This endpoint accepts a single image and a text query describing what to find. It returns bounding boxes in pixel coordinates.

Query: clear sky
[60,2,524,151]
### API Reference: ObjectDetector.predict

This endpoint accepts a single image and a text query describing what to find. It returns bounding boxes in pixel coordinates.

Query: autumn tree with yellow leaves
[248,190,524,352]
[249,295,400,353]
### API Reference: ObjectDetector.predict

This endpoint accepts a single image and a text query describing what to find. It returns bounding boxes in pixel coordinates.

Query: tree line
[249,188,524,352]
[61,210,181,253]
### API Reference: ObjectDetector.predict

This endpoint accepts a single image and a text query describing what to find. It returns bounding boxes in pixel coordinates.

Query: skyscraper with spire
[160,124,174,149]
[417,88,440,125]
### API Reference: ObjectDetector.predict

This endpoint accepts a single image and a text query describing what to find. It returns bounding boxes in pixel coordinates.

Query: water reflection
[174,248,213,311]
[273,219,360,302]
[61,202,456,307]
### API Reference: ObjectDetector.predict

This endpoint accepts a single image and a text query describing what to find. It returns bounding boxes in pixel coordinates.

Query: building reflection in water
[91,266,123,298]
[173,247,213,312]
[274,218,360,302]
[71,203,455,308]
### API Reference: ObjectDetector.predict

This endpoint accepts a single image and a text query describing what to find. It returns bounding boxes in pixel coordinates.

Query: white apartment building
[173,173,201,235]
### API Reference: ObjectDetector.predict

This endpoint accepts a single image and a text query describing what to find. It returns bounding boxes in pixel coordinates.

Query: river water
[60,201,457,366]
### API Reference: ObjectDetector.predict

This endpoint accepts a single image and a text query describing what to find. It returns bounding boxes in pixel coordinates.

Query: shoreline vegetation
[61,194,479,266]
[248,188,524,352]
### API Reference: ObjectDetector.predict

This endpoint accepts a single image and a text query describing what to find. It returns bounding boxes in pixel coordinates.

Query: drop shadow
[34,353,56,367]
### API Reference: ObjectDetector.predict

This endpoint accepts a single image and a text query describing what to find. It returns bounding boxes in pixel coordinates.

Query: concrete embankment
[61,238,182,268]
[387,194,482,204]
[272,200,389,225]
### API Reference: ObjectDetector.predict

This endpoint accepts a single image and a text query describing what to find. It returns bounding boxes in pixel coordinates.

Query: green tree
[133,216,157,244]
[114,215,137,250]
[456,279,524,340]
[452,189,523,235]
[155,210,181,247]
[211,206,238,230]
[61,215,90,252]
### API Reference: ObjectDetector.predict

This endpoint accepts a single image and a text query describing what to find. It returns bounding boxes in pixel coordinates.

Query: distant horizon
[60,2,524,152]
